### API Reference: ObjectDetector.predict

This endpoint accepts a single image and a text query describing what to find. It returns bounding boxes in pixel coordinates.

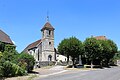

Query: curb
[33,70,67,80]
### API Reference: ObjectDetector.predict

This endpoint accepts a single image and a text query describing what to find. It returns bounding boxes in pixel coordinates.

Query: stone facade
[41,28,55,61]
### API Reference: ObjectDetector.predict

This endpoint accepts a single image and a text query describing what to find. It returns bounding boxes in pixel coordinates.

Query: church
[23,20,57,67]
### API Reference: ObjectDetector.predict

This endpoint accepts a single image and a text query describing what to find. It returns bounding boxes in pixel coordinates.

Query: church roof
[41,22,54,31]
[23,39,41,53]
[0,29,14,44]
[94,36,107,40]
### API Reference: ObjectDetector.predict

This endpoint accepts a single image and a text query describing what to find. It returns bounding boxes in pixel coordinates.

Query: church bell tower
[41,19,55,61]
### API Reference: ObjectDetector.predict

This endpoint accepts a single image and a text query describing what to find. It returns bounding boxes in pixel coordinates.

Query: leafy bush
[11,63,27,76]
[1,61,27,77]
[0,42,27,77]
[0,65,3,77]
[18,53,35,72]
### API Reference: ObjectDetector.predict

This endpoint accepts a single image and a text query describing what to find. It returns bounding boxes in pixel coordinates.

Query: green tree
[58,37,83,67]
[68,37,83,67]
[18,53,35,72]
[83,38,102,68]
[58,38,70,64]
[0,43,17,62]
[114,51,120,60]
[100,39,117,66]
[106,40,118,66]
[99,40,111,66]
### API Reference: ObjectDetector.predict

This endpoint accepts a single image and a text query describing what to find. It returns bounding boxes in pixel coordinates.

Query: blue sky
[0,0,120,52]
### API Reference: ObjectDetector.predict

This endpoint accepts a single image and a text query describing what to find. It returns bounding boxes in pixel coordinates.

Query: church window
[38,49,39,61]
[46,30,49,37]
[48,55,52,61]
[49,30,51,35]
[49,42,51,45]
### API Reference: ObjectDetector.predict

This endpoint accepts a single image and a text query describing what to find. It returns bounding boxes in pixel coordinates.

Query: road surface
[35,66,120,80]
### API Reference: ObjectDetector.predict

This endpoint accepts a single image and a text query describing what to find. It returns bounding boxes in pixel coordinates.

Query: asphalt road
[36,66,120,80]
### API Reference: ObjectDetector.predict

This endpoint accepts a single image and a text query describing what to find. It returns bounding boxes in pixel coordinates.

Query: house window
[65,58,66,61]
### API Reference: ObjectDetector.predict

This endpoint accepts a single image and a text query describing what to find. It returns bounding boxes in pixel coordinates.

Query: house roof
[0,29,14,44]
[94,36,107,40]
[23,39,41,53]
[41,22,54,31]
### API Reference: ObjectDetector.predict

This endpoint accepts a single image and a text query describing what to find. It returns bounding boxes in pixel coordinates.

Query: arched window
[48,55,52,61]
[49,42,51,45]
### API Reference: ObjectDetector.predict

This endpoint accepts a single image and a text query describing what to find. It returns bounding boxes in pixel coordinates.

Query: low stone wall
[56,61,73,66]
[34,61,56,68]
[34,61,73,68]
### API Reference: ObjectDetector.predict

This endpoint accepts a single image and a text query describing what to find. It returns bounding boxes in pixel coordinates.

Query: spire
[47,11,49,22]
[41,11,55,31]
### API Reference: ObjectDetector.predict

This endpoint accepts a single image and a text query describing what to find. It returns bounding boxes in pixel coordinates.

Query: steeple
[41,14,55,61]
[41,22,54,31]
[41,12,54,31]
[47,11,49,22]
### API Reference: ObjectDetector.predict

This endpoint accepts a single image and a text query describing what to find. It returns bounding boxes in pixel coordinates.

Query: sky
[0,0,120,52]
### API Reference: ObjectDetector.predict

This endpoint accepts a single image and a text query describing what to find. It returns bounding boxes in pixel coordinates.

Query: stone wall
[35,61,56,68]
[55,61,73,66]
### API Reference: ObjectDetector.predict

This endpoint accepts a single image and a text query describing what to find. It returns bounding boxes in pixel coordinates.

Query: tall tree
[58,37,83,67]
[99,40,111,66]
[83,38,102,68]
[68,37,83,66]
[113,51,120,60]
[100,39,118,66]
[106,40,118,65]
[58,38,70,63]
